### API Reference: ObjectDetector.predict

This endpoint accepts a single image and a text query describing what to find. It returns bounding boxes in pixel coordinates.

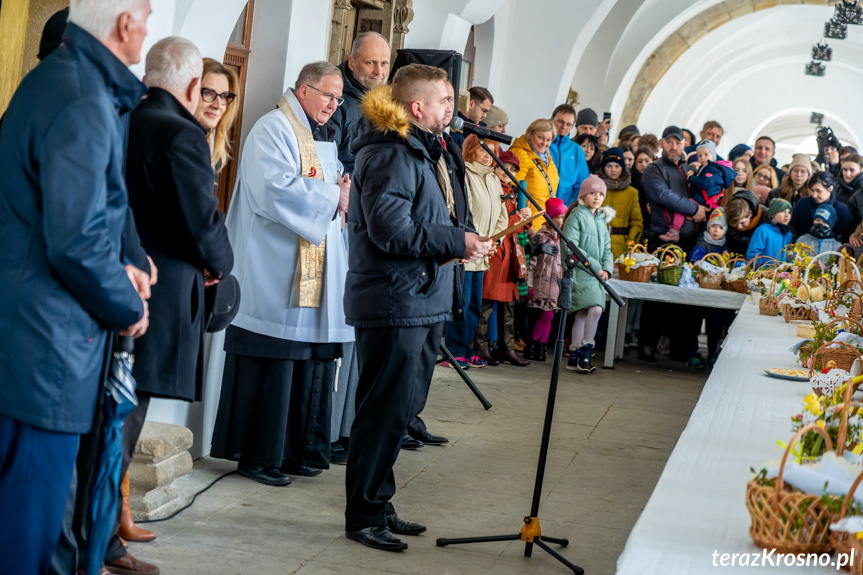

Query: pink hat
[579,174,607,199]
[544,197,567,219]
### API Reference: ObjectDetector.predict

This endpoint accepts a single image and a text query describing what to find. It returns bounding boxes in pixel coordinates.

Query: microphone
[450,117,513,146]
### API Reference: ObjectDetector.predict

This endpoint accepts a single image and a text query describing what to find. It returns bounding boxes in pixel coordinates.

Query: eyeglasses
[306,84,345,107]
[201,88,236,105]
[478,103,491,115]
[755,172,771,181]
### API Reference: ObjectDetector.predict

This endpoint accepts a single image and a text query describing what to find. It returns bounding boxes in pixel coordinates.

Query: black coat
[126,89,233,401]
[345,86,467,328]
[839,173,863,229]
[330,61,366,175]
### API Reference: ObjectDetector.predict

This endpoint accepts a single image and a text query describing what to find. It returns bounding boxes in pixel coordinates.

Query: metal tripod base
[436,517,583,575]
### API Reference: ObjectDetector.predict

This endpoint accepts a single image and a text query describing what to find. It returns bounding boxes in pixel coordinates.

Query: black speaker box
[390,49,462,118]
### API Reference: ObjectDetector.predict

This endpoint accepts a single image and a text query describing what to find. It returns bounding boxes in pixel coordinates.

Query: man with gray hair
[96,35,233,574]
[0,0,152,572]
[211,61,354,486]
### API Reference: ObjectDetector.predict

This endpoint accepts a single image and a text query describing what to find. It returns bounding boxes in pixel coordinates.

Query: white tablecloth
[615,304,845,573]
[607,279,748,310]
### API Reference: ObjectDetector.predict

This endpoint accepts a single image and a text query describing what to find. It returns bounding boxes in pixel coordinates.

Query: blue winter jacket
[549,135,589,206]
[746,223,792,261]
[0,24,146,434]
[688,161,737,207]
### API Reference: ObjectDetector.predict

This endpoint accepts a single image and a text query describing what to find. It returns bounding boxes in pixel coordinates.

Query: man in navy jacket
[0,2,152,572]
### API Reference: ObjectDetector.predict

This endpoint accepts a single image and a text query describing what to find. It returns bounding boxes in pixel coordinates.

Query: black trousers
[345,321,444,531]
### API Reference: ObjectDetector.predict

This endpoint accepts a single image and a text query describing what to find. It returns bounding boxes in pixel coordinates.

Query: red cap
[497,150,520,173]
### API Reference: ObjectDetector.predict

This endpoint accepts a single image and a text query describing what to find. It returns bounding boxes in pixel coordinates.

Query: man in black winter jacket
[344,64,491,552]
[330,31,391,175]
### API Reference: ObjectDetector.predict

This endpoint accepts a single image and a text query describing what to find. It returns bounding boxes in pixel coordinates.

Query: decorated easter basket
[722,257,750,293]
[746,424,835,554]
[614,243,656,283]
[653,245,685,286]
[693,252,725,290]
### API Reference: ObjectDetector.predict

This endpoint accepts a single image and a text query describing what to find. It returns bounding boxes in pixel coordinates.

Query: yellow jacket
[465,161,508,272]
[509,135,559,230]
[600,177,643,260]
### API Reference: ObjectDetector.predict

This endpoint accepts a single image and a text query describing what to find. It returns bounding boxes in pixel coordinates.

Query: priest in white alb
[210,61,354,486]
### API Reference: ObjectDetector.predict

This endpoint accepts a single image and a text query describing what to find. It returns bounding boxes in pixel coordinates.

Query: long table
[615,302,845,573]
[603,279,748,368]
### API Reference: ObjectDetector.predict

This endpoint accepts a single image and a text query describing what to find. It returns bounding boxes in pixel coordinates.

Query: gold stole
[278,96,326,308]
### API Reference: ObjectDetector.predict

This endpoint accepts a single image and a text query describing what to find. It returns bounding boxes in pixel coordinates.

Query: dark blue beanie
[728,144,752,162]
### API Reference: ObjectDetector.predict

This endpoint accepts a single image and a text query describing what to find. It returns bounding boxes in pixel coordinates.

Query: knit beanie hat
[576,108,598,127]
[601,147,626,170]
[814,204,837,228]
[788,153,812,176]
[695,139,717,160]
[728,144,752,162]
[707,207,727,233]
[767,198,792,219]
[579,174,607,199]
[544,197,567,219]
[497,150,520,173]
[484,105,509,129]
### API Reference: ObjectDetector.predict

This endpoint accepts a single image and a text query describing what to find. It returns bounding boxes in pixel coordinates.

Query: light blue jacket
[746,223,792,261]
[549,135,589,206]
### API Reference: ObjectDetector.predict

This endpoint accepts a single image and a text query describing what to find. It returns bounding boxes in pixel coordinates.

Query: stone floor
[128,345,707,575]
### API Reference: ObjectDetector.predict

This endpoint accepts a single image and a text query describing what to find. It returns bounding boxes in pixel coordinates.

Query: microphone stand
[436,139,624,574]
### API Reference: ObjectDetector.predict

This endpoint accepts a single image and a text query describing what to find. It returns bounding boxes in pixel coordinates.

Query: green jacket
[561,203,614,312]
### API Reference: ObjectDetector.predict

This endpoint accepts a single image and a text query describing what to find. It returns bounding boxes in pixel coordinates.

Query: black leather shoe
[400,434,424,450]
[238,465,292,486]
[386,512,427,535]
[346,526,408,552]
[330,442,348,465]
[408,429,448,445]
[281,464,323,477]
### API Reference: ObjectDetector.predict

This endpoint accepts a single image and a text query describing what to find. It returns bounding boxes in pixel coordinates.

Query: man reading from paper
[211,61,354,486]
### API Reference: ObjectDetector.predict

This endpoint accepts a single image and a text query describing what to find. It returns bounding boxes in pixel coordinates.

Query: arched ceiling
[565,0,862,164]
[638,3,863,163]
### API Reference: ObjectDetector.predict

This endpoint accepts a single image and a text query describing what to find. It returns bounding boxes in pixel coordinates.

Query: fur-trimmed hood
[575,198,616,222]
[359,84,411,140]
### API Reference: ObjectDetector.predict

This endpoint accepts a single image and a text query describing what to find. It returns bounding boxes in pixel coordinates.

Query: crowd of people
[4,1,863,573]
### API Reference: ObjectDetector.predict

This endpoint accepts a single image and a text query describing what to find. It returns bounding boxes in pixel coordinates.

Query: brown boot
[118,472,156,543]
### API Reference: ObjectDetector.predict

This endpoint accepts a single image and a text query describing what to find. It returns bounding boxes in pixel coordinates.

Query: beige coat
[465,161,508,272]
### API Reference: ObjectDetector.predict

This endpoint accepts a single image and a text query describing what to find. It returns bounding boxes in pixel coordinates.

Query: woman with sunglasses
[194,58,240,173]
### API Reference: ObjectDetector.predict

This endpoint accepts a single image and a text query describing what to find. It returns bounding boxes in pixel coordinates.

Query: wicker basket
[759,271,781,316]
[615,244,655,283]
[828,280,863,321]
[809,332,863,395]
[694,253,725,290]
[722,257,750,293]
[654,245,685,286]
[832,470,863,573]
[746,423,835,554]
[782,302,813,323]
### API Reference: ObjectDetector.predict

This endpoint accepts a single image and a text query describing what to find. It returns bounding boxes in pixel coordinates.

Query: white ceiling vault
[456,0,860,164]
